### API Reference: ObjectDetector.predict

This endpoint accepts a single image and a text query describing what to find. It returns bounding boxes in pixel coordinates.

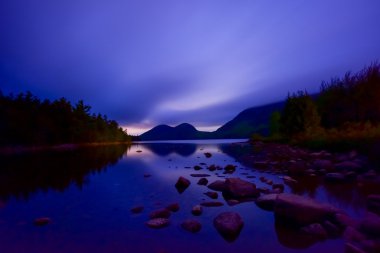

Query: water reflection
[137,143,197,157]
[0,144,129,201]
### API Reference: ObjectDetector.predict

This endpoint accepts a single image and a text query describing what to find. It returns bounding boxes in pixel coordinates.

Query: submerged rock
[149,209,171,219]
[194,165,203,171]
[191,205,203,216]
[166,203,180,212]
[34,217,51,226]
[175,176,191,193]
[213,212,244,242]
[204,152,212,158]
[181,219,202,233]
[146,218,170,229]
[197,178,208,186]
[204,191,218,199]
[131,206,144,214]
[200,201,224,207]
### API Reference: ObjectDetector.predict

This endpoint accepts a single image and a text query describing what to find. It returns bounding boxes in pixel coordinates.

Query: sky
[0,0,379,135]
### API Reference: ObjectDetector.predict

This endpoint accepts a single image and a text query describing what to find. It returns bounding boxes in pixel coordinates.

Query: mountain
[139,123,211,141]
[139,101,285,140]
[213,101,285,138]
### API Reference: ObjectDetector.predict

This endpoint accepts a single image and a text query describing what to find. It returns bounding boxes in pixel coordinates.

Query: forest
[267,63,380,158]
[0,91,130,146]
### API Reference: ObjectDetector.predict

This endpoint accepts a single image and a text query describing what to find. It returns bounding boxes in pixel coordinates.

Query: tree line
[267,62,380,150]
[0,91,130,146]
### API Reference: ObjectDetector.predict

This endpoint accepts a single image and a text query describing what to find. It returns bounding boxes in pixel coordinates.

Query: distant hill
[139,101,285,140]
[139,123,211,140]
[213,101,285,138]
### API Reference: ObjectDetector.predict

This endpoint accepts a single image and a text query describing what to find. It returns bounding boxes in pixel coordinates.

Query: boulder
[224,178,260,199]
[272,184,285,193]
[191,205,203,216]
[175,176,191,193]
[214,212,244,242]
[181,219,202,233]
[166,203,180,212]
[282,176,298,185]
[204,191,218,199]
[255,194,278,211]
[208,180,227,192]
[149,209,171,219]
[197,178,208,186]
[146,218,170,229]
[274,193,340,226]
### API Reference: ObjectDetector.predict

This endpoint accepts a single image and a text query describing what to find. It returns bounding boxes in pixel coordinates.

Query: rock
[146,218,170,229]
[224,178,260,199]
[335,213,357,228]
[191,205,203,216]
[200,201,224,207]
[131,206,144,214]
[208,180,226,192]
[300,223,328,240]
[335,161,362,172]
[287,161,307,176]
[166,203,180,212]
[204,191,218,199]
[367,195,380,216]
[227,199,240,206]
[143,173,151,178]
[181,219,202,233]
[312,159,334,171]
[213,212,244,242]
[255,194,278,211]
[224,164,236,174]
[274,193,340,226]
[197,178,208,186]
[204,152,212,158]
[207,165,217,171]
[194,165,202,170]
[34,217,51,226]
[325,172,346,182]
[175,176,191,193]
[149,209,171,219]
[190,173,211,177]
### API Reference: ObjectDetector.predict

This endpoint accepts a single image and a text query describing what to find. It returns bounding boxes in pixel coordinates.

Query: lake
[0,140,369,252]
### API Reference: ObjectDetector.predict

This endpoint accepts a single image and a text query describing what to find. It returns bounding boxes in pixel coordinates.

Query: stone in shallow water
[181,219,202,233]
[204,191,218,199]
[149,209,171,219]
[204,152,212,158]
[213,212,244,242]
[34,217,51,226]
[207,180,227,192]
[197,178,208,186]
[191,205,203,216]
[166,203,180,212]
[145,218,170,229]
[255,194,278,211]
[200,201,224,207]
[224,178,260,199]
[175,176,191,193]
[130,206,144,214]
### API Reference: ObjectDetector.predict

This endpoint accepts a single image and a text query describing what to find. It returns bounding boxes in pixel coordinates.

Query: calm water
[0,140,368,253]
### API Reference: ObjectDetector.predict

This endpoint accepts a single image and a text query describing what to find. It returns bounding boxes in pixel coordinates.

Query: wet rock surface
[213,212,244,242]
[181,219,202,233]
[146,218,170,229]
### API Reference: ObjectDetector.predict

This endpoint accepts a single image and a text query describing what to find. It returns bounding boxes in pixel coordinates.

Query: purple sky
[1,0,380,135]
